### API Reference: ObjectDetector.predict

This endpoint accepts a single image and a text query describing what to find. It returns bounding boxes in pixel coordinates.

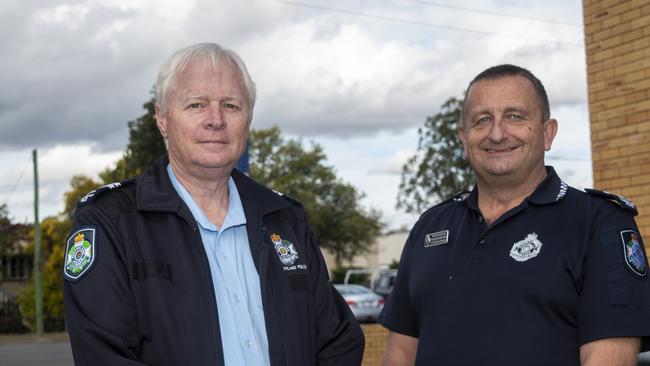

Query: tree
[63,175,102,220]
[19,218,68,331]
[100,96,166,183]
[249,127,382,268]
[397,97,474,214]
[0,204,30,256]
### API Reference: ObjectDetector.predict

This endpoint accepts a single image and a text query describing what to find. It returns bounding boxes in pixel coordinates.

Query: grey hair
[155,43,256,114]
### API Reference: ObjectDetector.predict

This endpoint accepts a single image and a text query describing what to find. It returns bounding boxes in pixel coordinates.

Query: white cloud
[0,0,593,231]
[370,150,417,175]
[0,145,122,222]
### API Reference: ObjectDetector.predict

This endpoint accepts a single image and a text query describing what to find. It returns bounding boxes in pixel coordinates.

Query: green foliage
[0,204,31,256]
[389,259,399,269]
[249,127,383,268]
[18,215,69,332]
[63,175,102,220]
[397,97,474,213]
[100,96,166,183]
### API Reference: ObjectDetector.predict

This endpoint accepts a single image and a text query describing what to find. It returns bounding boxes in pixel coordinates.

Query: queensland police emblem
[509,233,542,262]
[620,230,647,277]
[271,233,299,266]
[64,228,96,281]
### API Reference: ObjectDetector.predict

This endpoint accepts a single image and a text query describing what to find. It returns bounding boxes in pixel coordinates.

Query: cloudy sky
[0,0,591,230]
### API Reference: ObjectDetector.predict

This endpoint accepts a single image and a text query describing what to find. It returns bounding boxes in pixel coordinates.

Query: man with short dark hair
[63,43,364,366]
[380,64,650,365]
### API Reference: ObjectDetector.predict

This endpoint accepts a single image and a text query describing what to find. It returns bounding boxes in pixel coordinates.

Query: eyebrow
[180,95,244,103]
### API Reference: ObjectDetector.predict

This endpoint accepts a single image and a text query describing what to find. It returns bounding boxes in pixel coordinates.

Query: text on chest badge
[424,230,449,247]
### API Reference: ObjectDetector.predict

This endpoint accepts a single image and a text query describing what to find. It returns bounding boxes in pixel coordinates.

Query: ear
[155,104,168,138]
[457,126,468,158]
[543,118,558,151]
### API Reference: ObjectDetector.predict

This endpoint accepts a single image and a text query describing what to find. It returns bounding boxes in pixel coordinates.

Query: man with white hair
[63,43,364,366]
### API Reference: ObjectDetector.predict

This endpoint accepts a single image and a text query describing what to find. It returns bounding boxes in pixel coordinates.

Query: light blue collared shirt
[167,165,270,366]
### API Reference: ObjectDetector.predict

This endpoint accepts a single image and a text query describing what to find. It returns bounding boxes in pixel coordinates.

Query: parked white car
[334,284,384,322]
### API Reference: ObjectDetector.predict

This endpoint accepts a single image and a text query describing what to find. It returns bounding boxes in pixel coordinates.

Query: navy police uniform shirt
[62,156,364,366]
[379,166,650,366]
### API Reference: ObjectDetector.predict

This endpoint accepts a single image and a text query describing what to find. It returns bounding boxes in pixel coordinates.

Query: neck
[169,158,231,228]
[475,166,547,225]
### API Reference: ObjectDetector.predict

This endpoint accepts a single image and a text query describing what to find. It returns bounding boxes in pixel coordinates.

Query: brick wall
[584,0,650,244]
[361,324,388,366]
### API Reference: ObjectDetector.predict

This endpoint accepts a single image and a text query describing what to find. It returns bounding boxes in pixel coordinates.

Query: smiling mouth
[484,147,518,153]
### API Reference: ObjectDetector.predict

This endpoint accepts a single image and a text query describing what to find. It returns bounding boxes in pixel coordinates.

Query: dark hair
[460,64,550,124]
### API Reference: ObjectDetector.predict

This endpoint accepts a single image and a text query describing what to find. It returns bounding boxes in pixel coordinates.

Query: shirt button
[245,340,252,348]
[234,294,241,303]
[478,216,484,223]
[479,239,486,245]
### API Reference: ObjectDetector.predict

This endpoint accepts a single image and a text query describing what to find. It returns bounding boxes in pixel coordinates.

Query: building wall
[584,0,650,247]
[321,231,408,276]
[361,324,388,366]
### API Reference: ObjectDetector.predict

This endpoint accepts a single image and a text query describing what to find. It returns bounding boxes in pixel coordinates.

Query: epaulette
[584,188,637,216]
[273,190,304,209]
[420,190,470,216]
[77,179,134,207]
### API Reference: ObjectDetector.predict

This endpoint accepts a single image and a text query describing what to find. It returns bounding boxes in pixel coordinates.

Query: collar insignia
[555,181,568,201]
[621,230,647,277]
[509,233,542,262]
[271,233,299,266]
[424,230,449,247]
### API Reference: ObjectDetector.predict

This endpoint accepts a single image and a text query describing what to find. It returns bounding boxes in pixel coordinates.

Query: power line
[401,0,581,27]
[1,156,31,209]
[267,0,582,47]
[546,155,590,162]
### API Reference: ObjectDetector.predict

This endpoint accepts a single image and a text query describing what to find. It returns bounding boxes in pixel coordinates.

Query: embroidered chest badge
[63,228,96,281]
[620,230,647,277]
[509,233,542,262]
[271,233,299,266]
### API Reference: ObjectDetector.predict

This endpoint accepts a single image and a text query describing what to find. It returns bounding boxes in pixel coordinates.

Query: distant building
[322,230,409,272]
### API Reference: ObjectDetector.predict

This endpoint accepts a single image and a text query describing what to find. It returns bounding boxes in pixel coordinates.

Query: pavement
[0,333,73,366]
[0,332,648,365]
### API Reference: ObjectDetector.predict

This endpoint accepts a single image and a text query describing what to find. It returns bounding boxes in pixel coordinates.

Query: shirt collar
[136,155,292,217]
[166,164,246,231]
[465,166,567,211]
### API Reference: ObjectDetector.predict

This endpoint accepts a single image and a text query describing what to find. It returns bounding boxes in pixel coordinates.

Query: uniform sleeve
[377,226,419,337]
[63,206,147,366]
[307,230,365,366]
[578,209,650,351]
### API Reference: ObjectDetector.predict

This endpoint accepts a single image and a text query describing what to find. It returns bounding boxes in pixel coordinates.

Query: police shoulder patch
[585,188,638,216]
[63,227,97,281]
[77,180,133,207]
[620,229,647,278]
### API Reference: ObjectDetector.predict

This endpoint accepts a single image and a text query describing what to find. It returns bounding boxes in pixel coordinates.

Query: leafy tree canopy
[100,96,166,183]
[250,127,382,268]
[397,97,474,214]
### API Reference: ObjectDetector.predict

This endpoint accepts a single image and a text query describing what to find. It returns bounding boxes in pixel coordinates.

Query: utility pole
[32,149,43,335]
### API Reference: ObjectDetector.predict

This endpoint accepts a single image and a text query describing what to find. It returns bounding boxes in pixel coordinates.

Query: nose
[487,119,508,143]
[204,104,226,130]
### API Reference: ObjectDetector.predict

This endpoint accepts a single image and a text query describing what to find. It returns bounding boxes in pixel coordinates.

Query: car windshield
[334,285,372,295]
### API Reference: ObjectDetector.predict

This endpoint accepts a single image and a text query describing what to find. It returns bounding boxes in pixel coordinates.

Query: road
[0,339,649,365]
[0,341,73,366]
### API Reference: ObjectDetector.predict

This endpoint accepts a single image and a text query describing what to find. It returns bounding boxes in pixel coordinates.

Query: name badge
[424,230,449,247]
